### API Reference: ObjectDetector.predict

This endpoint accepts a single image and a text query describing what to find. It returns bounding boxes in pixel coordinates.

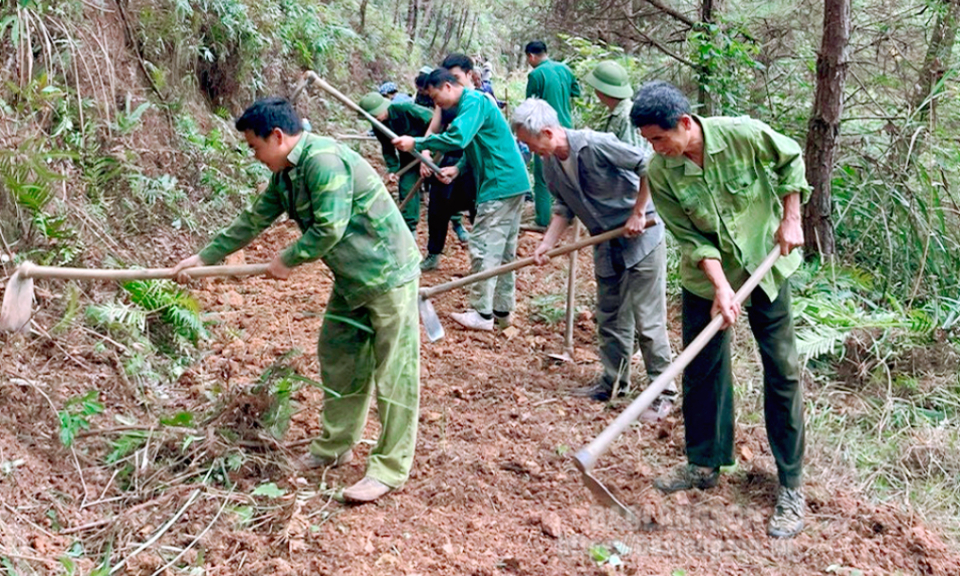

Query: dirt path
[2,215,960,575]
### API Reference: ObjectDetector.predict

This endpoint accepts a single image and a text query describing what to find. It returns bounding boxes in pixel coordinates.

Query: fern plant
[121,279,209,344]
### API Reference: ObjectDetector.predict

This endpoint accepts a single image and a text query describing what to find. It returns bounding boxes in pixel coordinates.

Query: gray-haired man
[512,98,676,420]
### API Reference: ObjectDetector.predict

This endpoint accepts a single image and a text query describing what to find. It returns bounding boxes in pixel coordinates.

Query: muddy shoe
[654,463,719,494]
[452,221,470,243]
[343,477,392,503]
[639,393,676,423]
[297,449,353,470]
[768,486,805,538]
[420,253,441,271]
[571,381,626,402]
[451,310,494,331]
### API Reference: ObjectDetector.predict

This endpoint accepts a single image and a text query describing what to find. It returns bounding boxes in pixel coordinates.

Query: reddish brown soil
[2,213,960,576]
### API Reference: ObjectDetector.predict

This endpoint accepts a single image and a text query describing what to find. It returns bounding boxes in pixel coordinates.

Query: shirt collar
[286,132,311,167]
[564,128,588,156]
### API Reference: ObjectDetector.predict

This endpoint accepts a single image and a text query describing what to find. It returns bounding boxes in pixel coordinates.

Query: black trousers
[681,281,805,488]
[426,155,476,256]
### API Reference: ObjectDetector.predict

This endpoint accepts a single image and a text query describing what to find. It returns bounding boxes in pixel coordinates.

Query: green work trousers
[467,195,524,315]
[681,281,804,488]
[398,170,421,232]
[311,280,420,488]
[595,240,676,393]
[532,155,552,227]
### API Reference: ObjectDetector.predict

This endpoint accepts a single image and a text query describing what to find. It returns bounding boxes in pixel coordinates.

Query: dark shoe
[654,463,719,494]
[297,449,353,470]
[420,253,441,271]
[343,476,392,503]
[639,393,676,423]
[571,381,627,402]
[493,311,511,329]
[452,222,470,243]
[768,486,805,538]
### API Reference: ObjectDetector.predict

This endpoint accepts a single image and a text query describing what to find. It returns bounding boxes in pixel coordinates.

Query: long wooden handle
[304,72,443,174]
[420,221,655,299]
[574,246,782,472]
[18,262,269,282]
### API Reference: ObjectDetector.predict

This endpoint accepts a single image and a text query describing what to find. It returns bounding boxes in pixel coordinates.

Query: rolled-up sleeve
[752,120,811,203]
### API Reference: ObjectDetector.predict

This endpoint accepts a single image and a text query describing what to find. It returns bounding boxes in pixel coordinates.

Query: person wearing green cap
[524,40,581,228]
[358,92,433,232]
[584,60,645,150]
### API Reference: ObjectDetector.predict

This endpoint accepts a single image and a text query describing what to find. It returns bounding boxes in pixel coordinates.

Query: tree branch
[625,9,696,68]
[640,0,695,27]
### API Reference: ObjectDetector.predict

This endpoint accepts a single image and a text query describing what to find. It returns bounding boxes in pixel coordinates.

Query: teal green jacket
[414,88,529,204]
[199,133,420,309]
[647,116,811,302]
[526,59,581,128]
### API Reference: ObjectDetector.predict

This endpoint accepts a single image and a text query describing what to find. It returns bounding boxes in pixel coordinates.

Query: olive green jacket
[647,115,811,301]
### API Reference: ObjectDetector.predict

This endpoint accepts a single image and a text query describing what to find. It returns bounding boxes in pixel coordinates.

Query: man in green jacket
[631,81,808,538]
[358,92,433,232]
[173,97,421,504]
[584,60,646,150]
[525,40,580,227]
[394,68,530,331]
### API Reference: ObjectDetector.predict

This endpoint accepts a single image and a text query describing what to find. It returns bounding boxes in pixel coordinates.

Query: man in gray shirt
[512,98,676,420]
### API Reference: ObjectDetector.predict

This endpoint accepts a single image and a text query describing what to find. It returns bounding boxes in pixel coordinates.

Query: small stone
[219,290,244,307]
[441,543,455,556]
[423,411,442,423]
[540,511,563,538]
[740,446,754,461]
[502,326,520,339]
[672,491,690,506]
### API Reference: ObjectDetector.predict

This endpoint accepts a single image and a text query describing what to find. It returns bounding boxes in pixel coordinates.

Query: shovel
[418,222,654,342]
[293,71,442,174]
[1,262,269,333]
[572,246,781,526]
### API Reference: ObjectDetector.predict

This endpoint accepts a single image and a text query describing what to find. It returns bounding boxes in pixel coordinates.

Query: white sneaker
[450,310,494,331]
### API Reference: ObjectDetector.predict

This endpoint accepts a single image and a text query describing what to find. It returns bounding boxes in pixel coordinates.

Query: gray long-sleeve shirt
[543,129,664,277]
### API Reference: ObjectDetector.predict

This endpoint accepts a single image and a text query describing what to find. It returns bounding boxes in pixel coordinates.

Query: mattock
[418,222,655,342]
[572,247,781,526]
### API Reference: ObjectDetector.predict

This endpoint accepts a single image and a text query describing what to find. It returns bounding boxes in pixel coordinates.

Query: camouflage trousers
[310,280,420,488]
[467,194,525,315]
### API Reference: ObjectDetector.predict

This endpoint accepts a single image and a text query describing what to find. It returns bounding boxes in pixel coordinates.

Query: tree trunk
[359,0,369,33]
[406,0,420,38]
[419,0,436,42]
[802,0,850,258]
[465,14,478,50]
[697,0,724,115]
[912,0,960,120]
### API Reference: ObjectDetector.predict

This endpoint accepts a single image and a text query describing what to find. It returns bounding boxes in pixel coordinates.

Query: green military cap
[358,92,390,117]
[584,61,633,99]
[418,66,434,75]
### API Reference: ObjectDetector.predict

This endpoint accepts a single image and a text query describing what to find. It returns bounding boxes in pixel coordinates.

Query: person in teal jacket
[173,97,421,504]
[394,68,530,331]
[525,40,581,227]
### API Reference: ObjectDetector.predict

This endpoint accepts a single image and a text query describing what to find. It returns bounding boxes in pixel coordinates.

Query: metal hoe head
[0,268,34,333]
[418,296,444,342]
[573,450,641,528]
